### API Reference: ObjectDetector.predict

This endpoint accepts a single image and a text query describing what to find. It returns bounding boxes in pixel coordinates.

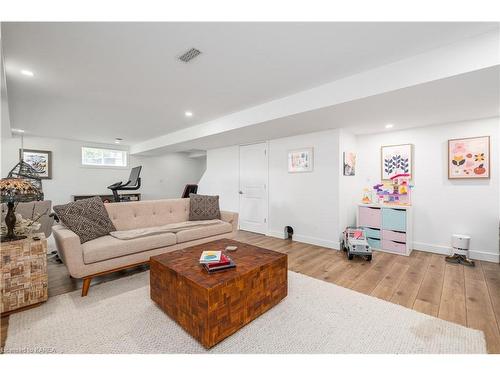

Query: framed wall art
[343,151,356,176]
[19,149,52,179]
[288,148,313,173]
[381,144,412,180]
[448,136,490,179]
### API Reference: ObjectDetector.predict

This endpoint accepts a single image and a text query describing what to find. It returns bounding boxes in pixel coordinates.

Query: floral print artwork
[288,148,314,173]
[381,144,412,180]
[448,136,490,179]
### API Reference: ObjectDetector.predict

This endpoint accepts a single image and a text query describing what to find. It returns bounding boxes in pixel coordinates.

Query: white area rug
[5,271,486,354]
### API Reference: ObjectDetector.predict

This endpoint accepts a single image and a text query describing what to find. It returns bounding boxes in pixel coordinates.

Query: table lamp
[1,178,42,242]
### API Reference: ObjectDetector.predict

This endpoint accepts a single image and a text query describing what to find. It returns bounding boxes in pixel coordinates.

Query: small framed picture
[381,144,412,180]
[19,149,52,179]
[448,136,490,179]
[343,151,356,176]
[288,148,313,173]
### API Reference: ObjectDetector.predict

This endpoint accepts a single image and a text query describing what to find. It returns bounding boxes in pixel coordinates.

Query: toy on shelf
[362,173,413,206]
[361,188,372,204]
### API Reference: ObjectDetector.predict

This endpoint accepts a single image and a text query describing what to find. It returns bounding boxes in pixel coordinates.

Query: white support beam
[131,30,500,155]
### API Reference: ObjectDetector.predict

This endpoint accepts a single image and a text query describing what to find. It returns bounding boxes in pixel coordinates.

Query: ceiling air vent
[178,48,202,63]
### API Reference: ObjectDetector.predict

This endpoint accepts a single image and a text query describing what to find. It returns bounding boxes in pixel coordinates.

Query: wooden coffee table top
[150,239,287,289]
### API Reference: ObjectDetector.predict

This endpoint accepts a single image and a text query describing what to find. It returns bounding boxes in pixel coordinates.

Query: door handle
[239,191,243,194]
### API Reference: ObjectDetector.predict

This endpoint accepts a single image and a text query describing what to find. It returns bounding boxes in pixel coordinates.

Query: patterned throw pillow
[53,196,116,243]
[189,194,221,221]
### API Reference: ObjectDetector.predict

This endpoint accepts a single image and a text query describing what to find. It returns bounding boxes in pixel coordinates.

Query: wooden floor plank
[287,245,321,268]
[296,250,341,278]
[438,263,466,326]
[413,254,446,317]
[349,252,398,294]
[481,261,500,334]
[327,259,369,286]
[370,261,410,301]
[291,251,333,276]
[390,251,432,308]
[464,262,500,354]
[315,253,354,282]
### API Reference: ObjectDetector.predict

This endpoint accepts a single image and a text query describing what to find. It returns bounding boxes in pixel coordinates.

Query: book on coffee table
[204,254,231,267]
[203,254,236,272]
[199,250,222,264]
[203,259,236,273]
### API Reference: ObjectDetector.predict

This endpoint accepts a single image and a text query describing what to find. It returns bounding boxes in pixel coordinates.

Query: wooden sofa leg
[82,277,91,297]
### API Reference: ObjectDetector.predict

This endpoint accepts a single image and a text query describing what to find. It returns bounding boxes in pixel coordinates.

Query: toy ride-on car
[340,227,372,261]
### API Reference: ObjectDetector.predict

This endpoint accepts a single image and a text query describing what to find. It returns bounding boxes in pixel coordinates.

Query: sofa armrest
[52,224,86,278]
[220,211,239,232]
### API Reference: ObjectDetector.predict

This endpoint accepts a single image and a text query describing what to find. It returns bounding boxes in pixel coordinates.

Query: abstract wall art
[448,136,490,179]
[381,144,412,180]
[343,151,356,176]
[288,148,313,173]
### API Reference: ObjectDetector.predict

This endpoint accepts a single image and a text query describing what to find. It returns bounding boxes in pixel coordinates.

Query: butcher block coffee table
[150,239,288,348]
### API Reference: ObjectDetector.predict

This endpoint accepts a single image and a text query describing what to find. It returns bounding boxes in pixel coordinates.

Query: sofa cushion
[176,221,232,243]
[189,194,221,221]
[53,196,116,243]
[105,199,190,231]
[82,232,177,264]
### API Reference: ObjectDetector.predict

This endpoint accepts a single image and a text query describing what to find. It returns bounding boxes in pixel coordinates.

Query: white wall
[197,146,240,212]
[198,129,342,249]
[268,130,340,248]
[1,135,206,206]
[356,118,499,262]
[198,119,499,262]
[135,153,206,201]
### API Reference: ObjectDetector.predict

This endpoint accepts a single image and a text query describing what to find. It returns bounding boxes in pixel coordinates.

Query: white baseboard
[468,250,500,263]
[293,234,339,250]
[413,241,499,263]
[266,231,339,250]
[412,242,451,255]
[267,230,286,240]
[265,236,499,263]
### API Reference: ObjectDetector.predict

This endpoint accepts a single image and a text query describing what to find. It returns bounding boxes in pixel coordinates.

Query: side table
[1,233,48,316]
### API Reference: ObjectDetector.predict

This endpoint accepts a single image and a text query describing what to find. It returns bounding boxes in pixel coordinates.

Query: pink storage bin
[382,239,406,254]
[358,207,381,228]
[382,230,406,243]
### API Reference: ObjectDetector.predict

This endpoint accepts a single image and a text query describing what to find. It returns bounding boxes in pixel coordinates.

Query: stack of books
[199,250,236,273]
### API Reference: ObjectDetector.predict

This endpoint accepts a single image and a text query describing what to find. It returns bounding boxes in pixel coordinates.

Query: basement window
[81,147,128,168]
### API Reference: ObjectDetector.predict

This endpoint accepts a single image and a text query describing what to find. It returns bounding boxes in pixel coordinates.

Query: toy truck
[340,227,372,261]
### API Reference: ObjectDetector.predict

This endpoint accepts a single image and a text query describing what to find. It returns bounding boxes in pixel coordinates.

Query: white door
[239,142,268,234]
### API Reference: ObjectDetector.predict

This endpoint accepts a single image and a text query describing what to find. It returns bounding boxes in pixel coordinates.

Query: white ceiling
[2,22,498,145]
[146,66,500,153]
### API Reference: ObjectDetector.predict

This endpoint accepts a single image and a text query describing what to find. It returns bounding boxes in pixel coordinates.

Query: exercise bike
[107,166,142,202]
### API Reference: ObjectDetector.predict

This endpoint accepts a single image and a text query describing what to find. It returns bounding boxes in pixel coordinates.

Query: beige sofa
[53,198,238,296]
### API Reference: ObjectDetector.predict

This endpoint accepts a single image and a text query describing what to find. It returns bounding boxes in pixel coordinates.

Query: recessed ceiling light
[115,138,123,144]
[185,111,193,117]
[21,70,34,77]
[11,128,25,133]
[385,124,394,129]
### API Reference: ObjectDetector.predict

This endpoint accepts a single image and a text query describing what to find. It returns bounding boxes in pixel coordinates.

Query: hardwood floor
[2,230,499,353]
[234,231,500,354]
